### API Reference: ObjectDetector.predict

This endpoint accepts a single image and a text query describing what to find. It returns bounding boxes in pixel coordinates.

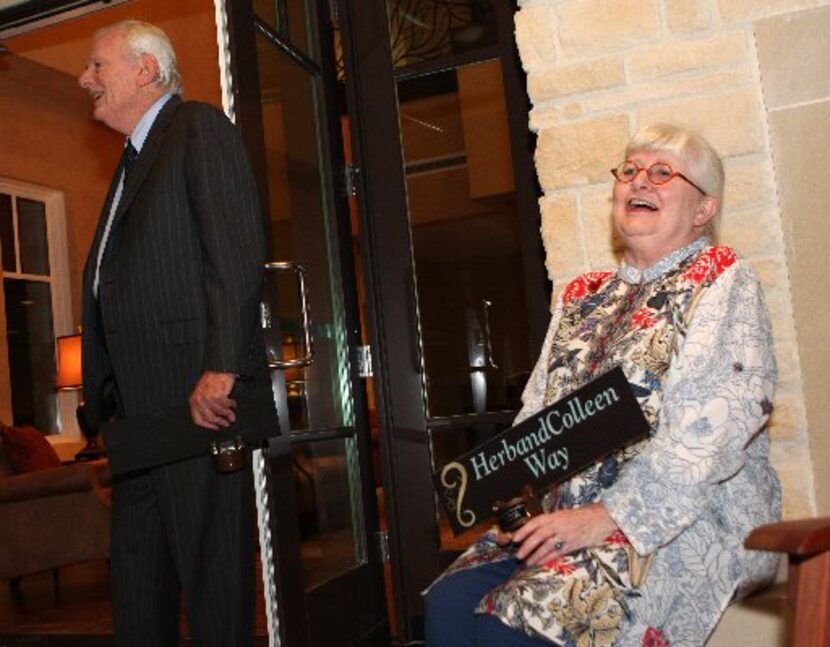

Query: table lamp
[55,333,104,461]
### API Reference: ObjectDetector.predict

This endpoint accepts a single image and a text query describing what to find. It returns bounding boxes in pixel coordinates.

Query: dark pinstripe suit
[81,96,276,646]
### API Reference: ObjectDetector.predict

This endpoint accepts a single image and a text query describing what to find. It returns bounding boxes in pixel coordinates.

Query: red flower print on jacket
[642,626,670,647]
[562,271,614,304]
[604,529,631,546]
[631,307,657,329]
[682,246,737,285]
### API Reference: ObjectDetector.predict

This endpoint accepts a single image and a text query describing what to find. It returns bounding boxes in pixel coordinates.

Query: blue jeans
[424,559,555,647]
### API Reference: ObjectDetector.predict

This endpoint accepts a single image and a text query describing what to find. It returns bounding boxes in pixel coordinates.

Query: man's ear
[137,53,160,88]
[693,196,719,228]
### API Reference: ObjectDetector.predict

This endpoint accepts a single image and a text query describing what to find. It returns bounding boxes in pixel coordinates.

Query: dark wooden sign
[433,366,650,535]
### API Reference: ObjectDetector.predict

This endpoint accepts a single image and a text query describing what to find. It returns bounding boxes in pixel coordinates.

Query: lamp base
[75,438,106,461]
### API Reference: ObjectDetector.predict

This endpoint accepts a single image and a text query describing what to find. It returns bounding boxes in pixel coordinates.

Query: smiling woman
[424,124,781,647]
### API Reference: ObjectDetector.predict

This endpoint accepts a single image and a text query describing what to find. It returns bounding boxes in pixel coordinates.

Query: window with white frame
[0,178,74,439]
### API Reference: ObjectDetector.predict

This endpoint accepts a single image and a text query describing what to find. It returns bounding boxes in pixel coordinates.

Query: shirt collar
[129,93,173,153]
[618,237,710,285]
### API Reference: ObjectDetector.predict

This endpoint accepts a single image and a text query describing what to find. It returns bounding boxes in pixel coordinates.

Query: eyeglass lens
[616,162,675,184]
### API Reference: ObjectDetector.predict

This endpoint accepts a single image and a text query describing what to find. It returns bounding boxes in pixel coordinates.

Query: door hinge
[343,164,359,197]
[354,345,373,378]
[376,530,390,563]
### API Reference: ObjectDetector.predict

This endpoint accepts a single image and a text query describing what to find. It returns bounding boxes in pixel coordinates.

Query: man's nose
[78,67,91,88]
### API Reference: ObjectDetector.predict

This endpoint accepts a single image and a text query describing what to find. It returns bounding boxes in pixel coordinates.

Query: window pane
[17,198,50,276]
[4,279,57,435]
[256,34,352,433]
[293,438,361,587]
[387,0,497,69]
[398,61,531,418]
[0,193,15,273]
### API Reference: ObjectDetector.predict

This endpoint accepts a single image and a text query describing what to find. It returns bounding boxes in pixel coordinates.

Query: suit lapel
[83,151,127,296]
[108,96,182,234]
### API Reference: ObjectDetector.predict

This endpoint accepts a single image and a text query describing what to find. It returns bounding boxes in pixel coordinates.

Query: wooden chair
[745,517,830,647]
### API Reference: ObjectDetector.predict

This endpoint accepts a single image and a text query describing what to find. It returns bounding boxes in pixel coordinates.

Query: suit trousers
[110,454,255,646]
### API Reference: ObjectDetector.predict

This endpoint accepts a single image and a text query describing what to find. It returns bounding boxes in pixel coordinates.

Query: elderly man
[78,20,277,646]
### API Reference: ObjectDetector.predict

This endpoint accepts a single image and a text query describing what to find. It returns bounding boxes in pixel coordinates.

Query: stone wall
[513,0,830,518]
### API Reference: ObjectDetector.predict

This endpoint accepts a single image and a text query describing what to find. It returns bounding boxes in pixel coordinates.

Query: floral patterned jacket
[433,239,781,646]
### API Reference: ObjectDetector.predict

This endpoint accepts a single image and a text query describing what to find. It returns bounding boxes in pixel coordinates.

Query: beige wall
[513,0,830,518]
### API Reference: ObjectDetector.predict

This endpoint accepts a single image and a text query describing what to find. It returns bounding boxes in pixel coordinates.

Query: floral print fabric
[431,240,781,646]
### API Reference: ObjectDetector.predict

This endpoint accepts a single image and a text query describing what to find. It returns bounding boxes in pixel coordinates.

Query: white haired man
[79,20,277,646]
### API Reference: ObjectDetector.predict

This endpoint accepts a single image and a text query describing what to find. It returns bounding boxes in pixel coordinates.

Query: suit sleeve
[601,263,777,555]
[183,105,266,375]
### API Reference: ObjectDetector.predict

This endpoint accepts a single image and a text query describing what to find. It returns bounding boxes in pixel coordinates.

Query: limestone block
[528,103,591,132]
[746,250,790,294]
[580,185,622,270]
[627,32,749,82]
[528,58,626,102]
[535,115,630,190]
[557,0,662,58]
[665,0,713,33]
[514,5,558,72]
[755,5,830,109]
[539,193,587,279]
[570,69,750,115]
[745,256,797,343]
[723,159,776,212]
[770,442,816,519]
[718,208,784,258]
[639,90,764,157]
[773,339,804,394]
[718,0,819,24]
[768,394,805,441]
[745,256,788,296]
[767,291,798,343]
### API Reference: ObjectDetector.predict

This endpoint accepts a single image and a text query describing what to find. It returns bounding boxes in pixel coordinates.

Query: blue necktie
[123,139,138,179]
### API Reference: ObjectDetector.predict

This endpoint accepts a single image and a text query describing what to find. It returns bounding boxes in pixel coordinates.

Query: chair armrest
[0,459,111,504]
[745,517,830,556]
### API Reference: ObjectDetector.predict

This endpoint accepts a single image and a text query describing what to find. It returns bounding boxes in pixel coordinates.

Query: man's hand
[509,503,618,566]
[189,371,237,430]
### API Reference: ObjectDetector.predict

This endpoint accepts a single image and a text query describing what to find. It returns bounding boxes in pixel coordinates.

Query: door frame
[215,0,389,645]
[334,0,549,642]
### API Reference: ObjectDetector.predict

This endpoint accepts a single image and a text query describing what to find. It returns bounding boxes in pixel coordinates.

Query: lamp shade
[55,333,82,390]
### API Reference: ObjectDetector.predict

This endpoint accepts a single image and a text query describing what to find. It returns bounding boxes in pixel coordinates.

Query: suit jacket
[81,96,278,475]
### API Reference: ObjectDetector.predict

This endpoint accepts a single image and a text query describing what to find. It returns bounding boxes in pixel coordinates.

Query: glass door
[337,0,549,642]
[225,1,388,645]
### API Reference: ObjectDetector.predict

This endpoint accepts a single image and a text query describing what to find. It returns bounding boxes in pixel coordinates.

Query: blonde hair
[626,124,724,204]
[97,20,182,95]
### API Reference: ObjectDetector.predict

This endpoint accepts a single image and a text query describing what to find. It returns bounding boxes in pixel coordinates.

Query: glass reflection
[398,60,531,418]
[255,33,352,432]
[4,280,56,434]
[17,198,49,276]
[387,0,497,68]
[293,438,362,588]
[0,194,14,273]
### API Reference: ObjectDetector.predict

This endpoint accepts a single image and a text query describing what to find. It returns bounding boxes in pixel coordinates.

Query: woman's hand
[509,503,618,566]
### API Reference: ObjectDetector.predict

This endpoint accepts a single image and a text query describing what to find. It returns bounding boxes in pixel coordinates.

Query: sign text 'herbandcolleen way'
[433,366,650,535]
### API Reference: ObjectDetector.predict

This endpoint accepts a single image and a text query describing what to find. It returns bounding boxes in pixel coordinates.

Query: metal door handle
[481,299,498,370]
[262,261,315,369]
